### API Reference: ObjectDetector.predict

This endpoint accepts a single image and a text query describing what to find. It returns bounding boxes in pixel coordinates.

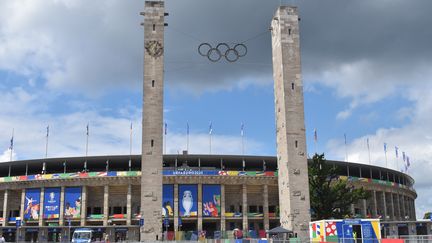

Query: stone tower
[271,6,311,240]
[140,1,165,240]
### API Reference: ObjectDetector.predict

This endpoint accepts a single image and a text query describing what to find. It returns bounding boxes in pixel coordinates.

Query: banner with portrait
[179,185,198,217]
[202,185,221,217]
[24,188,41,220]
[162,184,174,217]
[43,187,60,219]
[64,187,81,219]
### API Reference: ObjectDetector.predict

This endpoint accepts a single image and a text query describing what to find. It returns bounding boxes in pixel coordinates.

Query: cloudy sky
[1,0,432,219]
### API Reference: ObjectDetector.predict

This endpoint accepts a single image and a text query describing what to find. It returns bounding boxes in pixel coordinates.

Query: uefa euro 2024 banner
[162,184,174,217]
[25,188,41,220]
[43,187,60,219]
[202,185,221,217]
[179,185,198,217]
[64,187,82,218]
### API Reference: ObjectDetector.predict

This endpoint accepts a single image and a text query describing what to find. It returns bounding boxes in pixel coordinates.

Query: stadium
[0,154,421,242]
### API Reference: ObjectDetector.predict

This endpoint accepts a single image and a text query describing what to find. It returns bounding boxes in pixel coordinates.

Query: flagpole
[129,122,133,170]
[384,143,388,168]
[395,146,399,170]
[209,122,212,155]
[367,138,371,165]
[10,128,14,162]
[241,123,245,156]
[45,125,49,159]
[85,123,89,171]
[164,123,167,155]
[344,133,348,162]
[187,122,189,152]
[313,129,317,155]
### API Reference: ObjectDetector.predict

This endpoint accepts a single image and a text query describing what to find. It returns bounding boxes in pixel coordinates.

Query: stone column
[271,6,311,240]
[127,184,132,226]
[362,199,367,217]
[396,193,403,220]
[20,189,25,221]
[81,186,87,226]
[382,191,387,220]
[174,184,179,234]
[350,204,355,216]
[242,184,248,231]
[140,1,165,240]
[220,184,226,232]
[401,194,406,220]
[2,190,8,226]
[411,199,416,220]
[197,184,202,232]
[59,186,65,226]
[390,193,395,220]
[372,190,378,217]
[39,187,45,226]
[103,185,109,226]
[263,185,269,231]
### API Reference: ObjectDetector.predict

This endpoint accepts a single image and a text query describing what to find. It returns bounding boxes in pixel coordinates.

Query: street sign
[139,218,144,227]
[15,219,21,228]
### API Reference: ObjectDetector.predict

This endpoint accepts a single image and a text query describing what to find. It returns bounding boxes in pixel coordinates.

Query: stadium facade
[0,154,424,242]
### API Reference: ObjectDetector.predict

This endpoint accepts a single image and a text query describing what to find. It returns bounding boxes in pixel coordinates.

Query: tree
[308,153,370,220]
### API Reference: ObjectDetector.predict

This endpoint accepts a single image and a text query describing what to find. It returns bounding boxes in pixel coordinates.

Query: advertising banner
[162,184,174,217]
[24,188,41,220]
[202,185,221,217]
[64,187,82,218]
[179,185,197,217]
[43,187,61,219]
[310,219,381,242]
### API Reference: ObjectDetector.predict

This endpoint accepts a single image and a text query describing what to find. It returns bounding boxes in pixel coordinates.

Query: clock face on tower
[145,40,163,57]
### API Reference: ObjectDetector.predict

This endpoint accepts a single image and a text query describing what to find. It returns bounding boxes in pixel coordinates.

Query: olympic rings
[198,43,248,62]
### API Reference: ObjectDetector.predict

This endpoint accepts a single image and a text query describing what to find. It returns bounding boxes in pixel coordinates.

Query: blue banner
[44,187,60,219]
[64,187,81,218]
[179,185,198,217]
[163,170,219,176]
[163,185,174,217]
[202,185,221,217]
[24,188,41,220]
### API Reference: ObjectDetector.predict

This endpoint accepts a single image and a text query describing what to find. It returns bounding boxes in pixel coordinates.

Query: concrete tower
[140,1,165,240]
[271,6,311,240]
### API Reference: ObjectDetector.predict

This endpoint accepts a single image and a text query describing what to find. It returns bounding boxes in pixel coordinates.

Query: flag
[314,129,317,142]
[241,123,244,137]
[209,122,213,135]
[164,122,167,135]
[395,146,399,158]
[9,136,14,150]
[407,156,411,167]
[344,133,347,145]
[367,138,370,149]
[384,143,387,152]
[86,123,89,136]
[187,122,189,135]
[130,122,133,131]
[46,125,50,138]
[402,152,406,162]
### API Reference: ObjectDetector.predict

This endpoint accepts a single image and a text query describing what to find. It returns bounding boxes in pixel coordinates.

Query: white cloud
[0,0,143,94]
[0,149,14,163]
[326,82,432,219]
